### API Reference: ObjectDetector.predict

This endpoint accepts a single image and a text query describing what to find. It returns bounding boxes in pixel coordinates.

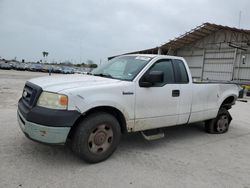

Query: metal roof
[108,23,250,59]
[161,22,250,50]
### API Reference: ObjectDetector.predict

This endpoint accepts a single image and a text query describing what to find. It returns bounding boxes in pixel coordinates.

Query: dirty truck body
[17,54,240,163]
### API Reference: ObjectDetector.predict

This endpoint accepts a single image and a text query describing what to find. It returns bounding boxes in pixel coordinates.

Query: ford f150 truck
[17,54,241,163]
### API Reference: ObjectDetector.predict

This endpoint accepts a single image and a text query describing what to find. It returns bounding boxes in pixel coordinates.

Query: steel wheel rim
[216,115,229,133]
[88,124,113,154]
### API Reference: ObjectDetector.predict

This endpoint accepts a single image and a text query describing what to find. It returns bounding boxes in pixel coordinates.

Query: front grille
[22,85,33,104]
[22,82,42,108]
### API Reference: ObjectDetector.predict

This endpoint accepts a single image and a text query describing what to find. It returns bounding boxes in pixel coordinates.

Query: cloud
[0,0,249,63]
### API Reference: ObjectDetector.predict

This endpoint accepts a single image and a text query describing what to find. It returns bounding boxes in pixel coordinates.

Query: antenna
[79,39,82,64]
[238,11,242,28]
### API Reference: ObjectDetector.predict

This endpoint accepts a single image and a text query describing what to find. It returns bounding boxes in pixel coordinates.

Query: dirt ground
[0,70,250,188]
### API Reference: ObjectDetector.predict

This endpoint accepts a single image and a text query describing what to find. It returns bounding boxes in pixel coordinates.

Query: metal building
[109,23,250,82]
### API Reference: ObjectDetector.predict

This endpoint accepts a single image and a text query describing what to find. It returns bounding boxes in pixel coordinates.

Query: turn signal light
[59,95,68,106]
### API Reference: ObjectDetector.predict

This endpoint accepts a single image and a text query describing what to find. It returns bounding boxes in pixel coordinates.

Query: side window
[147,60,175,86]
[173,59,189,83]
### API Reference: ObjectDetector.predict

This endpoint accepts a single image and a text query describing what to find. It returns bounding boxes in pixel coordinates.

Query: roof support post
[232,48,238,80]
[158,47,162,55]
[201,48,206,81]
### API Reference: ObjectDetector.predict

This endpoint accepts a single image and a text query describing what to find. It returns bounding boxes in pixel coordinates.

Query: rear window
[173,59,189,83]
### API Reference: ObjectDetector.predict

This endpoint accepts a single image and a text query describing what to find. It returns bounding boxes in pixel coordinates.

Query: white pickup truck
[17,54,241,163]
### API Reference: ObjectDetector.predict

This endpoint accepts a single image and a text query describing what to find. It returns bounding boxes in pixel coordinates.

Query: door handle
[172,90,180,97]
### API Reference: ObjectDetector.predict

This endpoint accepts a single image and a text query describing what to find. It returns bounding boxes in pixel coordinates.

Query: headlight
[37,92,68,110]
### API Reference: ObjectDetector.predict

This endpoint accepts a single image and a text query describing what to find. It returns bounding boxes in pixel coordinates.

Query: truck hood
[29,74,121,92]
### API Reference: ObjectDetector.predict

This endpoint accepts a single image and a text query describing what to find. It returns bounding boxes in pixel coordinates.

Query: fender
[78,100,131,121]
[218,84,239,108]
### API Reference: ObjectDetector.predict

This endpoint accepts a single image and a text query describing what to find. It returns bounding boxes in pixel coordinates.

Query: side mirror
[139,71,164,87]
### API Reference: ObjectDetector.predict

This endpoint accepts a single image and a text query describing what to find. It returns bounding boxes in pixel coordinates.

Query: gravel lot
[1,70,250,188]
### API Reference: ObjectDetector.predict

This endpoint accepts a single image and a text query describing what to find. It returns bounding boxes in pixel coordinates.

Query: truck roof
[121,54,184,60]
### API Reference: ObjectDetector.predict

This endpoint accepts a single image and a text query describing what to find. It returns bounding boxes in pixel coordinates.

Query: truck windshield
[91,56,152,81]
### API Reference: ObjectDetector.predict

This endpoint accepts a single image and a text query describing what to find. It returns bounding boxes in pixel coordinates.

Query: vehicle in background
[29,64,36,71]
[242,85,250,97]
[0,63,12,70]
[62,67,74,74]
[41,65,51,73]
[24,63,30,70]
[8,61,17,69]
[74,68,85,74]
[29,64,43,72]
[25,64,33,71]
[52,66,63,73]
[15,63,26,71]
[0,59,5,64]
[84,67,92,73]
[74,69,81,74]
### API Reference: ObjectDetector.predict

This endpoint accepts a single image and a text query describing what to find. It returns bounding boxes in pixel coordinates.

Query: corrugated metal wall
[202,49,235,81]
[177,49,203,79]
[176,30,250,82]
[234,51,250,81]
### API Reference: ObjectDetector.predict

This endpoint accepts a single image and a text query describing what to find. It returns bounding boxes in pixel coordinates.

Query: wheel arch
[220,95,237,109]
[68,106,127,140]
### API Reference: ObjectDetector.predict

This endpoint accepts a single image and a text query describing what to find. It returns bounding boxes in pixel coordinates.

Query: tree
[90,64,98,68]
[42,51,49,63]
[42,51,49,57]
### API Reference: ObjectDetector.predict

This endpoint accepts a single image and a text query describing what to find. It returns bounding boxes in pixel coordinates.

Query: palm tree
[42,51,49,58]
[42,51,49,64]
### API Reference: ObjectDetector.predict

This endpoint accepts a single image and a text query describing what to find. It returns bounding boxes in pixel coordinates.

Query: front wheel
[205,108,232,134]
[72,112,121,163]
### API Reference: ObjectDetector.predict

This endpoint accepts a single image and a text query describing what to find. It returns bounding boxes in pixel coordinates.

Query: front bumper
[17,109,71,144]
[17,82,81,144]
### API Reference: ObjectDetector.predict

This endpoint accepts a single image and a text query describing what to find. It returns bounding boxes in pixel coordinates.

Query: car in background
[41,65,50,73]
[15,64,26,71]
[0,63,12,70]
[0,59,5,64]
[52,66,63,73]
[25,64,33,71]
[29,64,43,72]
[62,67,74,74]
[9,64,15,69]
[29,64,36,71]
[74,68,85,74]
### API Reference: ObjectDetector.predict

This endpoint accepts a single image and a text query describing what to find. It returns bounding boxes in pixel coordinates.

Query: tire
[205,108,232,134]
[72,112,121,163]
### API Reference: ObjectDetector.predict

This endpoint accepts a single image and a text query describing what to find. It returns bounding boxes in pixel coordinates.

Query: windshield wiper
[93,73,113,79]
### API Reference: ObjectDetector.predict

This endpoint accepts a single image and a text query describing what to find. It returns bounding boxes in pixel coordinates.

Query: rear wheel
[205,108,232,134]
[72,112,121,163]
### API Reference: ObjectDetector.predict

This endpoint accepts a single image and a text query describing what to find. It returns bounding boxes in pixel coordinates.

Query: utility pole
[238,11,242,28]
[42,51,50,75]
[79,39,82,64]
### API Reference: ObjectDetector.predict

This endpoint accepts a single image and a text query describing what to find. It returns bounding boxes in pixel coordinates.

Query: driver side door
[134,59,180,131]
